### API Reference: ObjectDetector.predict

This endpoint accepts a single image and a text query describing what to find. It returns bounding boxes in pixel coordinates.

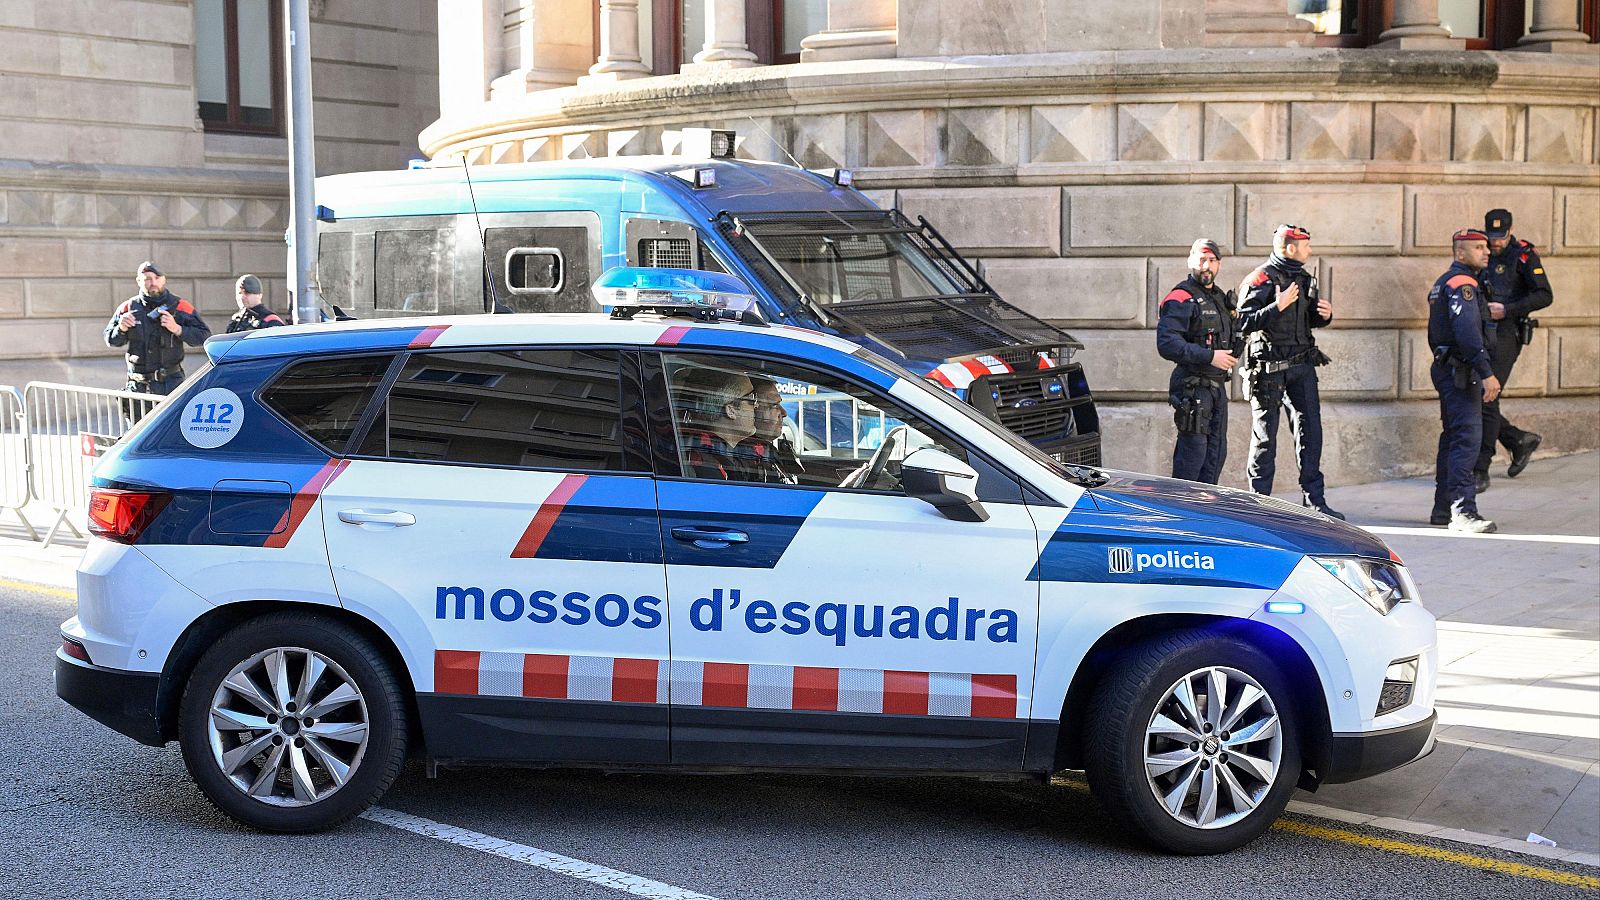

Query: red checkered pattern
[434,651,1018,719]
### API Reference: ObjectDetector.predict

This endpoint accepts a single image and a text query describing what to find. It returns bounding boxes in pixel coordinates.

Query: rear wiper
[1061,464,1109,487]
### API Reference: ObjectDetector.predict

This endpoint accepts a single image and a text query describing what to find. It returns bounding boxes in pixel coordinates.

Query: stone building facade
[0,0,439,377]
[420,0,1599,485]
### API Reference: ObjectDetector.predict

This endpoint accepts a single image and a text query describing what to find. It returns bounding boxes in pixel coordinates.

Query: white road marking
[1360,526,1600,546]
[362,807,723,900]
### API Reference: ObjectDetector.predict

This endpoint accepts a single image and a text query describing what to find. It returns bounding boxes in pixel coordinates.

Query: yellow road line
[0,577,75,600]
[1274,819,1600,890]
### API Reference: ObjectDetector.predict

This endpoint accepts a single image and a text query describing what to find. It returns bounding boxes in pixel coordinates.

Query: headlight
[1314,557,1418,615]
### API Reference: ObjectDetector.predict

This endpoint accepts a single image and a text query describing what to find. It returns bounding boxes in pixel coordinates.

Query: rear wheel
[1086,630,1301,854]
[177,613,407,832]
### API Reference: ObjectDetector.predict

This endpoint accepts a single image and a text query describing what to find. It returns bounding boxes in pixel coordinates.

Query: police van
[310,149,1101,466]
[56,271,1437,854]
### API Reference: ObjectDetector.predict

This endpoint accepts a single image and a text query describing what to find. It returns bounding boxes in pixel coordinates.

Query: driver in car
[733,377,801,485]
[676,367,759,481]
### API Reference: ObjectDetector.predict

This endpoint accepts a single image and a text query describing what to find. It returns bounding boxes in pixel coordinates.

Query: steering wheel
[841,425,909,490]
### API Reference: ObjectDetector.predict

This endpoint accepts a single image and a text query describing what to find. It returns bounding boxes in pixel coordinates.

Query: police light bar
[593,267,768,325]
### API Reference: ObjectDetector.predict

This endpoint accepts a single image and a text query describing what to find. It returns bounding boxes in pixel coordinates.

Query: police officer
[734,376,801,484]
[1157,238,1236,484]
[225,274,287,333]
[1428,229,1501,533]
[1236,225,1342,519]
[105,261,211,397]
[1475,208,1552,490]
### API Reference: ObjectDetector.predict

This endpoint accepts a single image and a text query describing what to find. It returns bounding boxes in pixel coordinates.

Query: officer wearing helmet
[1156,238,1236,484]
[1475,208,1553,490]
[1428,228,1502,534]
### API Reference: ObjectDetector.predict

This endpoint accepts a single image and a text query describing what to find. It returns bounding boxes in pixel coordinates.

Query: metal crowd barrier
[21,382,165,547]
[0,385,33,541]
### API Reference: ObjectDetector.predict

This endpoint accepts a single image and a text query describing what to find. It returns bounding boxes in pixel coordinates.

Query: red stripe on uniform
[611,657,659,703]
[792,666,840,711]
[657,326,691,346]
[522,653,568,699]
[1445,275,1477,289]
[701,662,750,708]
[970,673,1018,719]
[883,670,929,715]
[408,325,450,349]
[434,650,480,695]
[264,458,349,549]
[510,474,588,558]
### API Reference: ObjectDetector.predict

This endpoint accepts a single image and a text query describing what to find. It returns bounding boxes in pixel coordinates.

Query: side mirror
[901,447,988,522]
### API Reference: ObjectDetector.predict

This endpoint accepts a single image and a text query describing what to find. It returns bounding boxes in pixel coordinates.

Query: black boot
[1304,494,1346,521]
[1429,509,1450,526]
[1507,433,1541,478]
[1475,471,1490,493]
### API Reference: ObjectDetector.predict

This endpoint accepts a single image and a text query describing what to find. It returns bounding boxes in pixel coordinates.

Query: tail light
[61,638,92,664]
[87,488,171,544]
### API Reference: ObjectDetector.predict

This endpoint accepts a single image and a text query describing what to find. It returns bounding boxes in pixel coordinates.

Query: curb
[1287,799,1600,868]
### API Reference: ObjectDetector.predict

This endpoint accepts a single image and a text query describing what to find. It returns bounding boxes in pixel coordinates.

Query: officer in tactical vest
[1157,238,1237,484]
[1475,208,1553,490]
[105,260,211,397]
[225,274,287,333]
[1236,224,1342,519]
[1428,229,1502,534]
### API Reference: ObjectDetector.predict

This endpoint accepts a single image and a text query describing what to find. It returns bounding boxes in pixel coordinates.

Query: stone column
[582,0,651,83]
[800,0,897,62]
[690,0,758,69]
[489,0,592,100]
[1516,0,1596,52]
[1204,0,1315,47]
[1376,0,1465,48]
[436,0,500,109]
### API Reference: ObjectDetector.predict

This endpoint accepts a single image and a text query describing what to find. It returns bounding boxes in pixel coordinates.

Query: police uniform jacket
[1235,258,1331,361]
[104,291,211,376]
[1427,262,1495,381]
[1156,275,1234,383]
[1483,236,1553,330]
[226,303,287,334]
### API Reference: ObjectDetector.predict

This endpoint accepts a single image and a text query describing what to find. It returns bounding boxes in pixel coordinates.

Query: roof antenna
[460,153,505,314]
[743,115,805,170]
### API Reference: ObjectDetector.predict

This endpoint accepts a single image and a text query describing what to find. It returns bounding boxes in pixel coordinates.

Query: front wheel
[177,613,408,832]
[1086,630,1302,854]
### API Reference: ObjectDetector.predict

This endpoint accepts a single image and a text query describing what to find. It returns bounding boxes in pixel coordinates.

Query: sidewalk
[3,453,1597,860]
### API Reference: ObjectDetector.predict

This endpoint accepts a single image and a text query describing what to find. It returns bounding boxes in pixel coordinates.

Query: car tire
[177,612,407,832]
[1085,629,1302,854]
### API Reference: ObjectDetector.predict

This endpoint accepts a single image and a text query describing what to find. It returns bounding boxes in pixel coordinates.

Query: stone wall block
[192,278,240,318]
[55,192,96,227]
[1118,103,1202,162]
[1204,102,1286,161]
[0,239,66,277]
[137,197,169,229]
[67,240,153,277]
[1313,329,1400,399]
[230,242,285,276]
[521,135,559,162]
[1400,329,1435,399]
[6,192,52,226]
[1290,102,1371,161]
[168,197,208,229]
[1559,189,1600,250]
[0,191,7,224]
[0,319,70,359]
[0,280,22,318]
[859,189,895,212]
[70,317,124,357]
[1525,106,1592,165]
[1409,186,1554,251]
[865,110,929,168]
[898,188,1060,256]
[1504,327,1551,398]
[1241,185,1401,251]
[1453,104,1519,162]
[1553,329,1600,392]
[490,139,524,163]
[1071,329,1171,397]
[1323,257,1447,325]
[561,133,604,161]
[1030,104,1115,163]
[1065,186,1233,254]
[983,258,1146,326]
[945,106,1012,167]
[1373,103,1451,161]
[26,279,117,317]
[207,198,248,230]
[607,127,661,157]
[243,199,286,231]
[791,115,849,169]
[96,194,140,228]
[150,241,234,277]
[1544,255,1600,321]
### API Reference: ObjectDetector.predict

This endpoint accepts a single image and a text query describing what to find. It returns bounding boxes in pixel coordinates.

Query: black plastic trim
[670,706,1027,771]
[1323,712,1437,784]
[55,652,166,747]
[418,694,669,765]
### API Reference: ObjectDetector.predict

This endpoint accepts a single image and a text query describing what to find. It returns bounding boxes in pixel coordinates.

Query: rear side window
[356,349,630,472]
[261,355,393,453]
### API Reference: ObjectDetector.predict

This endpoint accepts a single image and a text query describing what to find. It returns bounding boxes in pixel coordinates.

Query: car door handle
[338,509,416,528]
[671,526,749,549]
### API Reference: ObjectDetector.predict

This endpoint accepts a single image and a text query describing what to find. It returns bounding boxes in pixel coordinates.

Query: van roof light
[593,266,767,325]
[682,128,737,159]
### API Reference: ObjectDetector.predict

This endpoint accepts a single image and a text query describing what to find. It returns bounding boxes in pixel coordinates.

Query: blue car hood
[1086,471,1394,561]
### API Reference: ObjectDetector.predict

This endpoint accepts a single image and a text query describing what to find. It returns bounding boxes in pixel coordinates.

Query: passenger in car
[674,367,758,480]
[733,377,801,485]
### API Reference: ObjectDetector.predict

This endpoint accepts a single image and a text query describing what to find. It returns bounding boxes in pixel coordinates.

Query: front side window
[196,0,281,134]
[662,352,965,491]
[357,349,630,473]
[261,355,393,453]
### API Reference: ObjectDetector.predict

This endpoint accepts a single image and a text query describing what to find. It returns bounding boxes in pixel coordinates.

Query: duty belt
[1250,347,1318,375]
[128,367,182,383]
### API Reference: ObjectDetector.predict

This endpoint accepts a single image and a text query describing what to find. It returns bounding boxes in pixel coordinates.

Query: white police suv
[57,268,1437,854]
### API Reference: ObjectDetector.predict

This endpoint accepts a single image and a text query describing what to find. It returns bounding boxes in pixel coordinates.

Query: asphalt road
[5,580,1596,900]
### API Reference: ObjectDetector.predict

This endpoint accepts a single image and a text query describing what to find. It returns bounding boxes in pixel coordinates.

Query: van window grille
[640,238,693,269]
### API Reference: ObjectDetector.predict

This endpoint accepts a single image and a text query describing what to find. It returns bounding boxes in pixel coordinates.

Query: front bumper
[1323,711,1437,784]
[55,651,166,747]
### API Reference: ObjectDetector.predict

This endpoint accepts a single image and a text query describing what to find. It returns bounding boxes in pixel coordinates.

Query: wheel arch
[1050,614,1332,789]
